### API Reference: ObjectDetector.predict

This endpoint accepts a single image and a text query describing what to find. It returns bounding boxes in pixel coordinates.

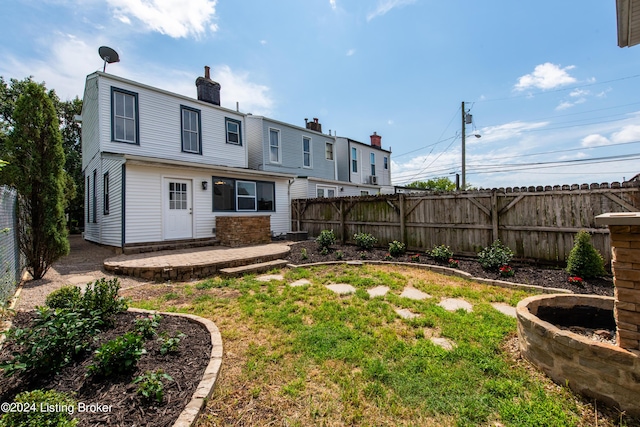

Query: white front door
[164,178,192,240]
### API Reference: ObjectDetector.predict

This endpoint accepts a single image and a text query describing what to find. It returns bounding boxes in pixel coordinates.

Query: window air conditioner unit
[369,175,378,185]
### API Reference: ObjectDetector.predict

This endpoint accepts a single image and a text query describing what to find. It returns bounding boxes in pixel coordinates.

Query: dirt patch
[285,240,614,296]
[0,311,211,427]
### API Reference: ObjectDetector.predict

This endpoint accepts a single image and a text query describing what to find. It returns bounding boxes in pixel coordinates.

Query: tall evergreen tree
[4,81,69,279]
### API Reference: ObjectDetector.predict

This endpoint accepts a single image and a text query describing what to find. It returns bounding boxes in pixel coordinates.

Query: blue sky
[2,0,640,188]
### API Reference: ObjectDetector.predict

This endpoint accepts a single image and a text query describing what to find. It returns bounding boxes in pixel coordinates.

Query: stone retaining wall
[517,294,640,416]
[216,215,271,247]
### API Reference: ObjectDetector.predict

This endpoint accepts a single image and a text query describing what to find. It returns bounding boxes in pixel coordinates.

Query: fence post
[340,199,346,244]
[491,190,499,241]
[399,193,406,244]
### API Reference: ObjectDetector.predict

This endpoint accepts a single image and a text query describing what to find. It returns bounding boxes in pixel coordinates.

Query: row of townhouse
[81,67,392,250]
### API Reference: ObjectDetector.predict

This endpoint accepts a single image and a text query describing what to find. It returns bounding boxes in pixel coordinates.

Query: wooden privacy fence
[291,182,640,264]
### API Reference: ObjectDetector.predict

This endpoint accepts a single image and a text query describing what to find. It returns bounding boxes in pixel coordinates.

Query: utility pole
[461,101,466,190]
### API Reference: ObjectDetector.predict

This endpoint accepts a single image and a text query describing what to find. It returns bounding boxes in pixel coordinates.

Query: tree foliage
[0,76,83,230]
[406,177,457,191]
[3,81,69,279]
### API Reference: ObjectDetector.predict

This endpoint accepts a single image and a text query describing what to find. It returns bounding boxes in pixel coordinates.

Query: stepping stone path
[395,308,420,319]
[326,284,356,295]
[400,287,432,300]
[438,298,473,312]
[367,286,390,298]
[491,303,517,318]
[431,337,456,351]
[289,279,311,287]
[256,274,284,282]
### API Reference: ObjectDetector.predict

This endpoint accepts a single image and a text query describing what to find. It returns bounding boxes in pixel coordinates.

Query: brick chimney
[306,118,322,133]
[370,132,382,148]
[196,66,221,106]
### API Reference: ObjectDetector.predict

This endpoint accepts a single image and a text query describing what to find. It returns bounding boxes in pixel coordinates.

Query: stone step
[220,259,289,277]
[123,238,220,255]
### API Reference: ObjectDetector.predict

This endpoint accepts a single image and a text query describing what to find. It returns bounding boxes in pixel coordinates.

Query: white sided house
[81,68,293,250]
[336,134,394,194]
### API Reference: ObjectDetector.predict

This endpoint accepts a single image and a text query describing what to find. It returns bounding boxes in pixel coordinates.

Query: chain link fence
[0,185,22,305]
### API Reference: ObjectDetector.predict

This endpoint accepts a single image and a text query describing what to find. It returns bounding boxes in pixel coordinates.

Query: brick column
[595,213,640,352]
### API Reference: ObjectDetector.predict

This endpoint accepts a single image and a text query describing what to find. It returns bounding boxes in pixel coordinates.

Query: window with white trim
[303,136,311,168]
[226,118,242,145]
[351,147,357,173]
[325,142,334,160]
[317,185,336,198]
[269,128,280,163]
[213,177,275,212]
[370,152,376,176]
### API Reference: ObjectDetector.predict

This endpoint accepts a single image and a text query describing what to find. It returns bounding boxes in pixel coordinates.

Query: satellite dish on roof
[98,46,120,72]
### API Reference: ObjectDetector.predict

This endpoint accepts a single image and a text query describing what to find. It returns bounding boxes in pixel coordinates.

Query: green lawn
[127,264,625,427]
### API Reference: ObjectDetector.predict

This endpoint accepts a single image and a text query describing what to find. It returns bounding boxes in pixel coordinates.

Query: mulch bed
[285,240,614,296]
[0,311,211,427]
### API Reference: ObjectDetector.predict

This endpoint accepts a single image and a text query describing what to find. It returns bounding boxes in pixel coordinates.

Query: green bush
[388,241,406,257]
[134,370,173,404]
[87,332,146,377]
[353,232,377,250]
[0,307,101,376]
[0,389,77,427]
[80,278,128,326]
[157,332,186,355]
[429,244,454,262]
[45,285,82,310]
[478,240,514,270]
[566,230,606,279]
[316,229,336,249]
[134,314,162,339]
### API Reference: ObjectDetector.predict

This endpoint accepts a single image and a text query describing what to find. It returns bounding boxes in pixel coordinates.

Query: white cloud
[478,121,549,142]
[260,40,267,45]
[367,0,416,21]
[0,33,99,100]
[329,0,336,10]
[514,63,577,91]
[346,49,356,56]
[209,65,273,115]
[387,120,394,125]
[570,89,589,97]
[581,134,610,147]
[106,0,218,38]
[611,124,640,143]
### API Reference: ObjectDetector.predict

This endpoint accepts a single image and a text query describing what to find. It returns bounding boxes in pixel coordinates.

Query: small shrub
[429,245,454,262]
[0,307,101,376]
[383,253,393,261]
[478,240,514,270]
[448,258,459,268]
[80,278,128,324]
[134,314,162,339]
[409,254,420,263]
[316,229,336,249]
[319,246,329,256]
[388,241,406,257]
[499,265,515,277]
[134,370,173,404]
[300,248,308,260]
[87,332,146,377]
[353,232,377,250]
[0,389,77,427]
[45,285,82,310]
[568,276,584,285]
[157,332,186,355]
[566,230,606,279]
[359,251,367,260]
[335,250,344,260]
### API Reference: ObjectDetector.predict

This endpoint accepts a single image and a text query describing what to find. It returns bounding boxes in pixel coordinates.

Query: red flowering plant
[499,265,515,277]
[383,253,393,261]
[448,258,460,268]
[568,276,584,284]
[409,254,420,263]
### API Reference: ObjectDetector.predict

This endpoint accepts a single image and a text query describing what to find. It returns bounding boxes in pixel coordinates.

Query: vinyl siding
[83,155,101,243]
[245,116,264,170]
[81,75,100,171]
[101,155,125,247]
[124,163,290,244]
[256,118,336,180]
[96,74,247,169]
